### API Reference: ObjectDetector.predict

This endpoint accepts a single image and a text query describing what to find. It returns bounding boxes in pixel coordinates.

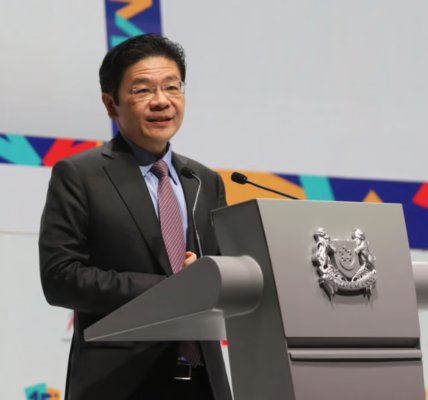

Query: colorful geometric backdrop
[1,0,428,254]
[1,131,428,249]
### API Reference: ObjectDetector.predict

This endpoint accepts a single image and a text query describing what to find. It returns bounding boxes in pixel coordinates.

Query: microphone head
[231,172,248,185]
[181,167,195,179]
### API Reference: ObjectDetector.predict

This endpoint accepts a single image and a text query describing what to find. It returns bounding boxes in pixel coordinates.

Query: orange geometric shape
[363,190,383,203]
[215,169,306,205]
[112,0,153,20]
[47,387,61,400]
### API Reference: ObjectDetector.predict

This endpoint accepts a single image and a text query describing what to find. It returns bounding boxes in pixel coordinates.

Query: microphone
[181,167,204,256]
[231,172,300,200]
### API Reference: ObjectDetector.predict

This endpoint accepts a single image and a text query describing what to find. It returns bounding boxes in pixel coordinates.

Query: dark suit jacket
[39,133,232,400]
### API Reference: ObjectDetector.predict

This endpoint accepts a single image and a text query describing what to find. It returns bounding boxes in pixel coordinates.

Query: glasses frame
[130,81,186,101]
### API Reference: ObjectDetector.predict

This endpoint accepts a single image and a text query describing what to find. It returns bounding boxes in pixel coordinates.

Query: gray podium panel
[290,360,424,400]
[212,200,296,400]
[413,261,428,310]
[85,199,426,400]
[212,199,425,400]
[85,256,263,341]
[213,200,420,342]
[259,200,419,341]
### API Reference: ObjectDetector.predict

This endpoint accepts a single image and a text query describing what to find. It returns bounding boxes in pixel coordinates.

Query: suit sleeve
[216,172,228,208]
[39,159,166,316]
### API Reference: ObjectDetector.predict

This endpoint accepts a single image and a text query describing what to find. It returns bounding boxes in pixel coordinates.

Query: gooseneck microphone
[181,167,204,256]
[231,172,300,200]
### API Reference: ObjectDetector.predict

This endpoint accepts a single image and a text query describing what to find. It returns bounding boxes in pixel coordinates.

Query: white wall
[163,0,428,181]
[0,165,51,233]
[0,233,70,397]
[0,0,110,141]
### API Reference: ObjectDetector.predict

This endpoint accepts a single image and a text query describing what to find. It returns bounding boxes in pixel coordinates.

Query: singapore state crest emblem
[312,228,377,299]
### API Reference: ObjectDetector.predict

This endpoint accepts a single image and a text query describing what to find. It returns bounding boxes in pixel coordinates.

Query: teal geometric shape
[115,13,144,37]
[300,175,335,201]
[24,383,48,400]
[0,134,42,166]
[111,35,129,48]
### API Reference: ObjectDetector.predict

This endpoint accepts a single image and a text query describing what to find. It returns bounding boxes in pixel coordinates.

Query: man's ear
[102,93,119,119]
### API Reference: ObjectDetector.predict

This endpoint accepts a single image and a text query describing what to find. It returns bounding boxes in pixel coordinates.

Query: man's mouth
[147,117,173,122]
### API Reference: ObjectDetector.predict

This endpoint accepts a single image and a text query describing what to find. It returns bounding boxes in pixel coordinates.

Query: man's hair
[99,34,186,104]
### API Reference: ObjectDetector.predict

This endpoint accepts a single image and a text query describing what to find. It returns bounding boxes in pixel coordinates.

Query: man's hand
[180,251,197,271]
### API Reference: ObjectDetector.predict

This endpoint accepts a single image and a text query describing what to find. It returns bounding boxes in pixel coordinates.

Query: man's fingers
[180,252,197,270]
[185,251,195,259]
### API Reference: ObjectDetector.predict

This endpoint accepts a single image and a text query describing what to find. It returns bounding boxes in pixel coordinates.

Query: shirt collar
[120,132,176,183]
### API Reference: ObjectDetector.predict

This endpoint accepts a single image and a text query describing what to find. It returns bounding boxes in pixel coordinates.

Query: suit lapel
[172,153,201,256]
[102,135,173,276]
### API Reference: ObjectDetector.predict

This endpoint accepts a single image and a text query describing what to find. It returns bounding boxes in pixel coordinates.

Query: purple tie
[151,160,201,367]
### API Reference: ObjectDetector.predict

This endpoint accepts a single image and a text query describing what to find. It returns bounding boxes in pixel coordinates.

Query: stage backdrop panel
[1,0,428,244]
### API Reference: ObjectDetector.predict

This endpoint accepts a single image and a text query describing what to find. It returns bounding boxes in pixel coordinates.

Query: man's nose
[149,87,170,107]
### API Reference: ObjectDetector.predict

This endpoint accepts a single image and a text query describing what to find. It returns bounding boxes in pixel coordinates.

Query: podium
[85,199,428,400]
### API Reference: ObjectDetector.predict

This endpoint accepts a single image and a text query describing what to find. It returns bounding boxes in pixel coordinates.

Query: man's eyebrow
[162,75,180,82]
[131,77,150,85]
[131,75,180,85]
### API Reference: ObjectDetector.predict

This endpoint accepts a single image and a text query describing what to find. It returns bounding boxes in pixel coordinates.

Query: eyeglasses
[130,81,185,101]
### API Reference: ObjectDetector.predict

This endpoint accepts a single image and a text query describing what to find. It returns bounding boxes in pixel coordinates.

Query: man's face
[103,56,185,155]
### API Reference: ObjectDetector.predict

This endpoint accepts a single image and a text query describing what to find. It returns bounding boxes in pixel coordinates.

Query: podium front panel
[290,359,424,400]
[256,200,419,340]
[213,199,420,342]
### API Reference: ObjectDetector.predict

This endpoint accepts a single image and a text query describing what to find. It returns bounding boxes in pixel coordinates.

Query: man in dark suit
[39,34,232,400]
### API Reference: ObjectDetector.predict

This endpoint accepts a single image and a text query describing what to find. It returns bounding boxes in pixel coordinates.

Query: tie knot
[151,160,169,178]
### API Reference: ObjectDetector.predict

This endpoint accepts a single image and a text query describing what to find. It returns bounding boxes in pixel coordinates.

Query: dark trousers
[129,351,215,400]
